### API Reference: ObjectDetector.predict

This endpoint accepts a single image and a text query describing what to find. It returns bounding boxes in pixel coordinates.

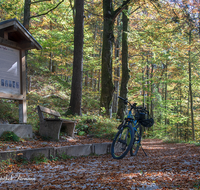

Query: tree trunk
[150,63,154,134]
[164,63,167,126]
[188,29,195,140]
[85,71,88,88]
[117,4,129,120]
[142,67,145,108]
[146,58,150,113]
[101,0,130,116]
[69,0,84,115]
[100,0,115,115]
[187,89,190,140]
[150,63,154,118]
[49,20,55,72]
[23,0,31,30]
[98,29,103,92]
[23,0,31,94]
[112,15,121,113]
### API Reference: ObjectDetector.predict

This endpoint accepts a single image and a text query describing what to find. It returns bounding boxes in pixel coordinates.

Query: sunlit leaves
[0,0,24,21]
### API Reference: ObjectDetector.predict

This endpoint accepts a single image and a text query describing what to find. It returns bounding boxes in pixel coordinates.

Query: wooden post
[19,50,27,123]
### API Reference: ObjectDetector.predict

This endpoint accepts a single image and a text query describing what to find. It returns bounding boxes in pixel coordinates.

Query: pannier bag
[139,118,154,128]
[135,112,146,121]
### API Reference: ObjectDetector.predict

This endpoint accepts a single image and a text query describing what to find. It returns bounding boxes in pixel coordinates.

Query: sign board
[0,45,21,95]
[0,18,42,123]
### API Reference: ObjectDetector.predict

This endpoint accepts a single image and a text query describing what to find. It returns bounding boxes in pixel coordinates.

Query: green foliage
[0,131,20,142]
[0,158,12,171]
[16,154,28,164]
[193,181,200,189]
[76,124,89,136]
[74,114,119,140]
[0,100,19,124]
[50,155,59,161]
[78,131,86,136]
[60,153,74,160]
[31,154,48,164]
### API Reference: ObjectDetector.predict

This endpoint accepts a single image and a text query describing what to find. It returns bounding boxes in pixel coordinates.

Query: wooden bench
[37,105,76,141]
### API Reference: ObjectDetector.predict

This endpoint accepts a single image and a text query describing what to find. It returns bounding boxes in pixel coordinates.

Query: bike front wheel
[111,125,134,159]
[130,123,142,156]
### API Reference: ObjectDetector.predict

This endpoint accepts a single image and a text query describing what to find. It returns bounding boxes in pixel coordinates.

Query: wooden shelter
[0,18,42,123]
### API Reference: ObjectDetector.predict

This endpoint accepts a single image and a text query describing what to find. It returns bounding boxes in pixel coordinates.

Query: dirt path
[0,139,199,189]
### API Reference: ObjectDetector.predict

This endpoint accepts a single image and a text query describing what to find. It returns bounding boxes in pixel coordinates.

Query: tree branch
[129,5,142,15]
[30,0,64,18]
[69,0,74,10]
[112,0,131,23]
[85,8,103,18]
[31,0,51,4]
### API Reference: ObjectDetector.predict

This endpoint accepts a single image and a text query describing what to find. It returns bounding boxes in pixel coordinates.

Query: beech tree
[117,4,129,120]
[69,0,84,115]
[100,0,131,115]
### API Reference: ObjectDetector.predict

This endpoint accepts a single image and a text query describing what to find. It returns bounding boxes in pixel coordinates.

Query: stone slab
[55,144,92,157]
[0,142,112,162]
[0,147,54,162]
[0,124,33,139]
[92,143,112,155]
[0,150,16,161]
[16,147,54,161]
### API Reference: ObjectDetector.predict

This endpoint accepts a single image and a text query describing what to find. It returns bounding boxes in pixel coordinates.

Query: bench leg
[39,121,62,141]
[62,123,75,138]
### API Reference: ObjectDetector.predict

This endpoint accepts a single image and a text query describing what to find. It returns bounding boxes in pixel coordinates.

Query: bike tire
[130,123,142,156]
[111,125,134,159]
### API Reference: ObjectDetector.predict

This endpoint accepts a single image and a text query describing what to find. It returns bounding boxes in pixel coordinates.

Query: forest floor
[0,135,112,151]
[0,139,199,190]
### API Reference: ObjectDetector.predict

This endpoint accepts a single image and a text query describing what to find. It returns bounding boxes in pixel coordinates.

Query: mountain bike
[111,96,154,159]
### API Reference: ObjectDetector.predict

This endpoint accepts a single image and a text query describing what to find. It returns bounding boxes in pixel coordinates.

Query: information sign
[0,45,21,95]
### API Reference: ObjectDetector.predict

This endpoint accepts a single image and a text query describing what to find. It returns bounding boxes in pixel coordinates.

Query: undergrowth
[1,72,198,144]
[0,131,20,142]
[73,114,119,140]
[0,74,119,140]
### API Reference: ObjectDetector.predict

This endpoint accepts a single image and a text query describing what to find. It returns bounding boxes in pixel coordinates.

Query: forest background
[0,0,200,143]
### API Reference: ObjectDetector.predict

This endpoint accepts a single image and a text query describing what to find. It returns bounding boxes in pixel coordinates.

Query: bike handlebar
[118,96,148,113]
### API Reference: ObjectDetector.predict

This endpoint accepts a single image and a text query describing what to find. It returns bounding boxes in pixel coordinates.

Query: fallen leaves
[0,135,112,151]
[0,139,199,189]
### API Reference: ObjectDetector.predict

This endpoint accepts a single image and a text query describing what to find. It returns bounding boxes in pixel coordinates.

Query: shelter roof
[0,18,42,50]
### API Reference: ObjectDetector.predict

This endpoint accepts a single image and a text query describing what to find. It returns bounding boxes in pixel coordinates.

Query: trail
[0,139,199,189]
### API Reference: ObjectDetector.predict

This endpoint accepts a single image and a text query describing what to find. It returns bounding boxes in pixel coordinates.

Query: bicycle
[111,96,154,159]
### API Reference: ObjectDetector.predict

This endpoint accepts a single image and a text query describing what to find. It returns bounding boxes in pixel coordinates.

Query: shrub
[0,131,20,142]
[31,154,48,164]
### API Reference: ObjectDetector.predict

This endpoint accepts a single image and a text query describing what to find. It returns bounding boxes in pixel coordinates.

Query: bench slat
[62,119,77,124]
[38,105,61,117]
[44,118,61,121]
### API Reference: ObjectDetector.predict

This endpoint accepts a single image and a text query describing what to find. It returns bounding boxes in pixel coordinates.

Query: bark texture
[69,0,84,115]
[117,5,129,120]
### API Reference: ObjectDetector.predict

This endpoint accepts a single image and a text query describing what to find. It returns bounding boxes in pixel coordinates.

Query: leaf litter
[0,139,199,189]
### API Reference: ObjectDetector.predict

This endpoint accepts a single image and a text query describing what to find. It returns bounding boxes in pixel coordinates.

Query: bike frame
[122,101,140,134]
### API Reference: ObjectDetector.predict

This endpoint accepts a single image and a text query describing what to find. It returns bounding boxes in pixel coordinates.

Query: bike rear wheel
[130,123,142,156]
[111,125,134,159]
